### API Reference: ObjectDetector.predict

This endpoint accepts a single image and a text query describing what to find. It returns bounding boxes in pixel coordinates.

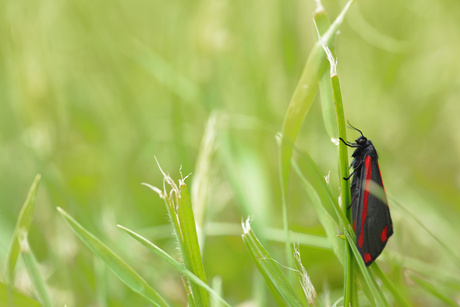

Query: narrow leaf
[242,219,304,306]
[280,0,355,190]
[410,275,457,306]
[57,207,169,307]
[0,282,40,307]
[345,232,389,307]
[177,180,209,306]
[6,174,41,305]
[18,230,53,307]
[117,225,231,307]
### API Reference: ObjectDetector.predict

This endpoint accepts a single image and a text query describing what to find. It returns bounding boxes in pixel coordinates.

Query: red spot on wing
[358,156,373,248]
[381,226,388,242]
[364,252,372,264]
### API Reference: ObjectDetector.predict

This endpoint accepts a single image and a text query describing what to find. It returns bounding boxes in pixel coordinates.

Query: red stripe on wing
[358,156,373,249]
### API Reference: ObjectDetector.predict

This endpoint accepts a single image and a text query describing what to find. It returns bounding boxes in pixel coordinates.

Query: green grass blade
[191,113,219,248]
[410,275,457,306]
[177,180,210,306]
[345,232,389,307]
[315,17,359,305]
[149,160,209,306]
[291,159,343,261]
[0,282,40,307]
[242,219,304,307]
[279,0,355,190]
[279,0,355,270]
[391,197,460,270]
[210,276,223,307]
[6,174,41,306]
[372,265,411,307]
[18,230,53,307]
[117,225,231,307]
[57,207,169,307]
[314,3,338,140]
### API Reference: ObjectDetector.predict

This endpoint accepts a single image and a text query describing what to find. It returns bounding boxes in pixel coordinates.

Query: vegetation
[1,0,460,306]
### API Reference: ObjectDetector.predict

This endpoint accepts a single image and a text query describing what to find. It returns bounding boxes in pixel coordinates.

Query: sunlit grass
[1,0,460,306]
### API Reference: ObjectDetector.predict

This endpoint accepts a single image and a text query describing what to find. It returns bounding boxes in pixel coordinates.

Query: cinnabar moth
[340,125,393,266]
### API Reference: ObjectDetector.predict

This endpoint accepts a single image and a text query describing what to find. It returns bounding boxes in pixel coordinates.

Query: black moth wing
[353,152,393,266]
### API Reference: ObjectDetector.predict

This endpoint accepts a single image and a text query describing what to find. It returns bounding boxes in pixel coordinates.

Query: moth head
[356,135,368,145]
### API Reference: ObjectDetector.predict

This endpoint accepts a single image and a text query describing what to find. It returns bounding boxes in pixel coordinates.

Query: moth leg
[339,138,358,148]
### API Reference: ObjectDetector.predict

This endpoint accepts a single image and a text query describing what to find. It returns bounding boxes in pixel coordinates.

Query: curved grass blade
[117,225,231,307]
[373,265,411,307]
[391,197,460,270]
[6,174,41,306]
[0,282,40,307]
[291,159,343,261]
[18,230,53,307]
[315,25,355,305]
[345,232,389,307]
[57,207,169,307]
[279,0,355,271]
[315,4,338,140]
[279,0,355,191]
[242,219,304,307]
[410,275,457,306]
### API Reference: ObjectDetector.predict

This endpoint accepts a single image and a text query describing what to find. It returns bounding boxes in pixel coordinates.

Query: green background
[1,0,459,305]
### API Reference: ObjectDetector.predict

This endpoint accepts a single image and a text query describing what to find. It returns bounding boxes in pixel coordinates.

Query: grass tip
[242,216,253,234]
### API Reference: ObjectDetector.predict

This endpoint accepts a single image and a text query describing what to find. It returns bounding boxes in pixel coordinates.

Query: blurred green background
[2,0,460,305]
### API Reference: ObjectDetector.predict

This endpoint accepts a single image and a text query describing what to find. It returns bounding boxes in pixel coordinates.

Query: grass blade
[6,174,41,306]
[279,0,355,271]
[291,158,343,261]
[57,207,169,307]
[279,0,355,190]
[373,265,411,307]
[410,275,457,306]
[177,179,209,306]
[117,225,231,307]
[0,282,40,307]
[242,219,304,307]
[148,160,209,306]
[345,232,389,307]
[191,113,219,248]
[315,3,338,140]
[18,230,53,307]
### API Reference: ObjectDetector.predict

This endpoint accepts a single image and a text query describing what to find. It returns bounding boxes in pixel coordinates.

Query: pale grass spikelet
[293,242,317,305]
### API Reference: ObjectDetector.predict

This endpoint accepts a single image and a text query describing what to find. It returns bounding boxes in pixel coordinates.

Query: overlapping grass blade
[279,0,355,190]
[315,3,338,140]
[242,219,304,307]
[18,231,53,307]
[345,232,388,306]
[6,174,41,306]
[0,282,40,307]
[391,197,460,270]
[57,207,169,307]
[146,160,209,306]
[191,113,219,249]
[117,225,231,307]
[372,264,411,306]
[291,157,343,260]
[279,0,355,271]
[410,275,457,306]
[176,180,210,306]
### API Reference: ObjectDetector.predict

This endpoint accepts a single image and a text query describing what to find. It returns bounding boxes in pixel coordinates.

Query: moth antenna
[347,121,364,137]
